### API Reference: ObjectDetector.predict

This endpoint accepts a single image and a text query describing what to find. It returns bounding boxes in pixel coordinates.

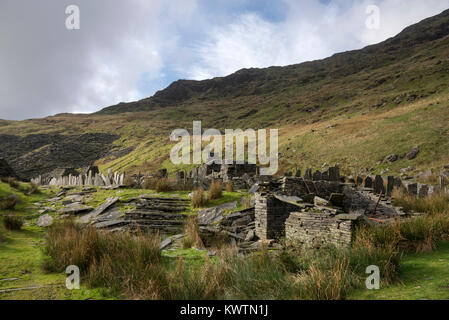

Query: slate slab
[197,201,237,225]
[58,203,93,215]
[78,197,119,223]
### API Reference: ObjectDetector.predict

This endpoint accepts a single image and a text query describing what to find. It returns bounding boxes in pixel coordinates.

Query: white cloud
[0,0,198,119]
[186,0,449,80]
[0,0,448,120]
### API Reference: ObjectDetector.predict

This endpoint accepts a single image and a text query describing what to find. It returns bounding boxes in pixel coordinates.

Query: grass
[392,188,449,214]
[0,224,109,300]
[349,242,449,300]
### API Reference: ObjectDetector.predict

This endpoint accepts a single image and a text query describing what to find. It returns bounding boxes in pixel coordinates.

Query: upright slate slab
[387,176,394,196]
[321,169,329,181]
[304,168,313,180]
[312,170,322,181]
[329,166,340,181]
[394,177,403,190]
[374,175,385,195]
[418,184,429,198]
[406,183,418,195]
[364,176,373,188]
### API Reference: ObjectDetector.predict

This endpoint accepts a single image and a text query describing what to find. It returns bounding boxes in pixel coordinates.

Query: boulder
[328,166,340,181]
[385,154,398,163]
[406,147,420,160]
[36,214,53,227]
[374,175,385,195]
[364,176,373,188]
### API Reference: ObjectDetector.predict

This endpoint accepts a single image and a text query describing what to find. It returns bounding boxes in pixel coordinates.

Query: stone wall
[285,212,356,249]
[255,192,303,240]
[32,168,124,187]
[187,162,258,190]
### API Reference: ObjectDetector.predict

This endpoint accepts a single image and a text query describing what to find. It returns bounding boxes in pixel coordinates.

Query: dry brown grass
[392,187,449,215]
[192,187,205,208]
[143,177,174,192]
[294,256,352,300]
[225,181,234,192]
[243,196,252,209]
[183,216,204,249]
[43,220,165,298]
[123,176,137,188]
[208,180,223,201]
[155,178,173,192]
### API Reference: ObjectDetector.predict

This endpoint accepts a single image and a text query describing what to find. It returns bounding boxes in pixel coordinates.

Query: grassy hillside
[0,9,449,179]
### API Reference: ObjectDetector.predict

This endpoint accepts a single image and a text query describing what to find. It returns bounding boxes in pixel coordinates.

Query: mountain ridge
[96,8,449,115]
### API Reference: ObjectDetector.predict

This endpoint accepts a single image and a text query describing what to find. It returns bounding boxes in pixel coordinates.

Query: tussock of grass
[42,221,402,300]
[0,194,19,210]
[225,182,234,192]
[2,214,24,230]
[154,178,173,193]
[182,216,204,249]
[192,187,205,208]
[208,180,222,201]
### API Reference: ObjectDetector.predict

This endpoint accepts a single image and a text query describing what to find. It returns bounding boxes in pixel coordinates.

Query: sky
[0,0,448,120]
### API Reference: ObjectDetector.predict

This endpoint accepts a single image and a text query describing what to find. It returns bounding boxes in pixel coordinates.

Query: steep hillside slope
[0,9,449,179]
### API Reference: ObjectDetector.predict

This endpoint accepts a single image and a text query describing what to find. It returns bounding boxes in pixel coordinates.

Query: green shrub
[3,214,24,230]
[0,194,20,210]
